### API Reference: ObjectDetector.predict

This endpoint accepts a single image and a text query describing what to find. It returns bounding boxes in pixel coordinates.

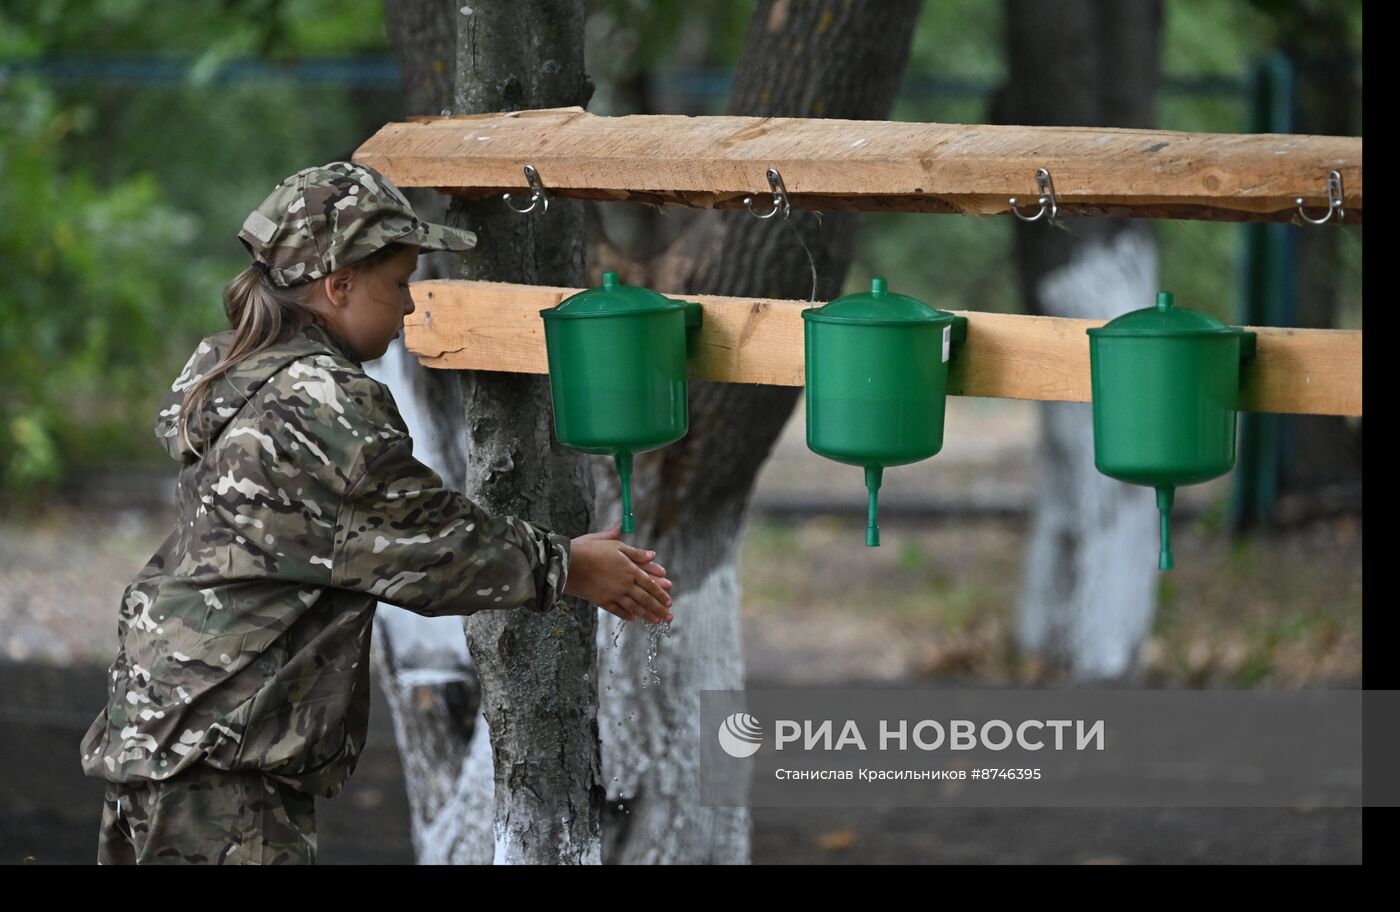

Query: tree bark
[586,4,718,266]
[373,0,494,865]
[997,0,1164,680]
[448,0,602,865]
[593,0,922,864]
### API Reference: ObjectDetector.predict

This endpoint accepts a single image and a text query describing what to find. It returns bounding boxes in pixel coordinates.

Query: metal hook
[1296,169,1344,225]
[741,167,818,303]
[503,164,549,215]
[744,167,792,220]
[1010,167,1058,224]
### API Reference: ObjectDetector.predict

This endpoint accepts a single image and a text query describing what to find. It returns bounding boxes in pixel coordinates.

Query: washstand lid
[1089,291,1247,338]
[803,276,953,327]
[543,271,685,318]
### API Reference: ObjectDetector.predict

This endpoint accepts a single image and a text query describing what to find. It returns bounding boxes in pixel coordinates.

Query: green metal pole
[1232,53,1296,531]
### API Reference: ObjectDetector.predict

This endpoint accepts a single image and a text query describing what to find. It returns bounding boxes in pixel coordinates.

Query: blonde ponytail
[178,243,412,459]
[178,265,318,458]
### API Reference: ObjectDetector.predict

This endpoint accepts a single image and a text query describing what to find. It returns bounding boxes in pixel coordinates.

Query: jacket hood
[155,323,359,461]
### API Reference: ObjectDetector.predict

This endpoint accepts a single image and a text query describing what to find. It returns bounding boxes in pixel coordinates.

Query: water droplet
[640,619,672,688]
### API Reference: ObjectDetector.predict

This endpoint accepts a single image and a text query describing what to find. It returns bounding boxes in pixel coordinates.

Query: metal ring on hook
[503,164,549,215]
[1009,167,1058,224]
[1295,169,1344,225]
[743,167,792,220]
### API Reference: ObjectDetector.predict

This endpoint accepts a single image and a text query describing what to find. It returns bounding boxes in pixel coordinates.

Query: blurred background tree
[0,74,204,494]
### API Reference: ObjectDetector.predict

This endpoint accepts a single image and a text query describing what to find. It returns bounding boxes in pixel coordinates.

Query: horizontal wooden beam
[404,280,1362,417]
[355,107,1362,224]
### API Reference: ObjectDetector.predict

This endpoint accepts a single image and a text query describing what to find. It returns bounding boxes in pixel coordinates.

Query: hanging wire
[785,213,821,306]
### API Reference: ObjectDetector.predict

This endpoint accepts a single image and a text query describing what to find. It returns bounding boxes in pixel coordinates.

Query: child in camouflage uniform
[80,162,674,864]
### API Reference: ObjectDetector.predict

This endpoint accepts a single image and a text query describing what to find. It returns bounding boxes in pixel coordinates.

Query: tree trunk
[380,0,921,864]
[372,0,494,865]
[587,4,717,266]
[593,0,922,864]
[448,0,602,865]
[998,0,1164,680]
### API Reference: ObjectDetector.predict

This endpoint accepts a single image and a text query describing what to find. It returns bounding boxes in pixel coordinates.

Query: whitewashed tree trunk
[1001,0,1165,680]
[448,0,604,866]
[369,0,495,865]
[593,0,923,864]
[382,0,602,867]
[594,502,751,864]
[367,337,496,865]
[1017,233,1161,678]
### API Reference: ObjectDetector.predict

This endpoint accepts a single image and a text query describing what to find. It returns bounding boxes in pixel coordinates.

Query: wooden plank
[355,107,1363,224]
[405,280,1362,417]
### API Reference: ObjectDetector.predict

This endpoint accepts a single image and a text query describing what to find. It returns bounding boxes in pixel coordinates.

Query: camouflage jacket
[80,323,570,798]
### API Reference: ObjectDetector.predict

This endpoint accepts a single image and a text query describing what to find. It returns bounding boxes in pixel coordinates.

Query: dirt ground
[0,399,1364,863]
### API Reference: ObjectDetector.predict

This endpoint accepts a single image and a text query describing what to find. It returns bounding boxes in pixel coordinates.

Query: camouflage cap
[238,161,476,288]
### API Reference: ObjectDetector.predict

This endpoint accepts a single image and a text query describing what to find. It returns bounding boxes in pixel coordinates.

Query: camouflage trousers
[97,763,317,865]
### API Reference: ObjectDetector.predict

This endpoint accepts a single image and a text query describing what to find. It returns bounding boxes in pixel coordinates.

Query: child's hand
[566,525,674,624]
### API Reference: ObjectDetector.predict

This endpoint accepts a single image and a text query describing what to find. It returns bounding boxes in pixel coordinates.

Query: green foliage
[0,0,387,57]
[907,1,1004,81]
[0,77,219,493]
[0,0,397,493]
[1244,0,1363,51]
[1164,0,1275,75]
